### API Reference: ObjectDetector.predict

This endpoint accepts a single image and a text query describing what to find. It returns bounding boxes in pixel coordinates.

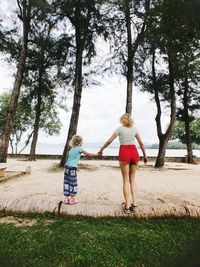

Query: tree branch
[17,0,23,21]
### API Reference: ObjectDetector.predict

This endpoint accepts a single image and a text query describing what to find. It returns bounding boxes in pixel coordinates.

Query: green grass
[0,213,199,267]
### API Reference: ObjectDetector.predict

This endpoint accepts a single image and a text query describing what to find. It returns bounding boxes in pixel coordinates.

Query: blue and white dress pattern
[63,166,78,197]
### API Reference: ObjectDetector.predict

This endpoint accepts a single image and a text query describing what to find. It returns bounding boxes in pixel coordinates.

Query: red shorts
[119,145,140,164]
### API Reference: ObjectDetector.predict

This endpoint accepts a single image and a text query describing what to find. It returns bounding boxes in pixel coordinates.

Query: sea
[14,142,200,157]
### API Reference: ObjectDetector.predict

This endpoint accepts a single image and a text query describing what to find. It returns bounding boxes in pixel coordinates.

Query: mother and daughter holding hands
[63,113,148,214]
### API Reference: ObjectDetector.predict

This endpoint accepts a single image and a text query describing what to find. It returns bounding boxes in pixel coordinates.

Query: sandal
[121,202,130,214]
[63,199,69,204]
[130,204,139,212]
[68,198,78,205]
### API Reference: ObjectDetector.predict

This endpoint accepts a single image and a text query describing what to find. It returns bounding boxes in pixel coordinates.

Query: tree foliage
[0,0,200,165]
[173,119,200,146]
[57,0,110,166]
[0,92,34,154]
[134,0,200,165]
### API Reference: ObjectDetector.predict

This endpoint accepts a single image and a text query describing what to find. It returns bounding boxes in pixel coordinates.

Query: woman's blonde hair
[70,135,83,147]
[120,113,134,127]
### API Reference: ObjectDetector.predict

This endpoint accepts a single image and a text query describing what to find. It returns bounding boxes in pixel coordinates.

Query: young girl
[63,135,100,205]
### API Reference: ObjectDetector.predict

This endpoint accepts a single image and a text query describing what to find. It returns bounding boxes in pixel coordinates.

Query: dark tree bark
[9,137,14,155]
[124,0,150,114]
[60,28,84,167]
[152,49,176,168]
[18,130,34,154]
[124,0,133,114]
[183,74,194,163]
[0,0,31,162]
[29,90,42,161]
[29,64,44,161]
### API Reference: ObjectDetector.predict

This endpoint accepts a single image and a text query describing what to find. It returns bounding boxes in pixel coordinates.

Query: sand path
[0,158,199,210]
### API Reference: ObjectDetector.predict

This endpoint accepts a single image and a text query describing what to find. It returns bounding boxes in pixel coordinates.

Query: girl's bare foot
[64,197,69,204]
[68,198,78,205]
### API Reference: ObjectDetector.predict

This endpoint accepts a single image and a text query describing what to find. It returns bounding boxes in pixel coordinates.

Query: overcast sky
[0,0,169,145]
[0,63,170,145]
[56,77,163,144]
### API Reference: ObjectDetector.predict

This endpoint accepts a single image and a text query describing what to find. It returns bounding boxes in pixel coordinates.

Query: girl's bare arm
[82,150,101,157]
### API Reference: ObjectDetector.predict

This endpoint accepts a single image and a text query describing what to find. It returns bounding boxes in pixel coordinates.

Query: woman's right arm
[99,133,118,153]
[135,133,148,163]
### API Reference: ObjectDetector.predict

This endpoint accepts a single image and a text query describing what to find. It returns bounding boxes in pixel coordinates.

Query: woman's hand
[143,156,148,164]
[97,151,103,156]
[98,133,117,154]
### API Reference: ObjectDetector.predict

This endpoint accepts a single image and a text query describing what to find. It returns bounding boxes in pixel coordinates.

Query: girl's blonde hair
[120,113,134,127]
[70,135,83,147]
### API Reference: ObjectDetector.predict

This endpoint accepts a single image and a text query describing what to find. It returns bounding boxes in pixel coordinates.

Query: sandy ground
[0,158,199,209]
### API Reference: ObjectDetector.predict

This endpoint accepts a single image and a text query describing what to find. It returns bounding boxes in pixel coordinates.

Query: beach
[0,158,200,210]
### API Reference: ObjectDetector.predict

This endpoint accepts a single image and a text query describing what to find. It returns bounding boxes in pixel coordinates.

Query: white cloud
[0,59,14,93]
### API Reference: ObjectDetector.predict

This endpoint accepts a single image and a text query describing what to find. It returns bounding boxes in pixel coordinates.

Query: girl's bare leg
[129,163,138,206]
[119,162,130,208]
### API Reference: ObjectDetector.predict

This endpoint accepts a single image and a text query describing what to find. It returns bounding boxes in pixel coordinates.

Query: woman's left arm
[135,133,148,163]
[98,133,118,153]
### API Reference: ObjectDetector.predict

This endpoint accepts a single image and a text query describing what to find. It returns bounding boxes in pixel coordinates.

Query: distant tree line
[148,141,200,150]
[0,0,200,167]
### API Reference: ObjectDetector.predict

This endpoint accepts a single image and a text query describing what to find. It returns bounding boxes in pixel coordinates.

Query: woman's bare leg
[129,163,138,206]
[119,162,130,208]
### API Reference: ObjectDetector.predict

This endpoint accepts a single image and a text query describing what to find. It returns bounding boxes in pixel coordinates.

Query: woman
[98,113,147,214]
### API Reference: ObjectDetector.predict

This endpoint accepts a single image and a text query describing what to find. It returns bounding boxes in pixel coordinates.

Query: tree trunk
[154,49,176,168]
[124,0,133,114]
[29,92,42,161]
[185,120,193,163]
[0,0,30,162]
[60,30,84,167]
[124,0,150,114]
[15,131,22,155]
[18,130,34,154]
[152,47,166,168]
[9,137,14,155]
[183,75,194,163]
[15,141,18,155]
[155,137,168,167]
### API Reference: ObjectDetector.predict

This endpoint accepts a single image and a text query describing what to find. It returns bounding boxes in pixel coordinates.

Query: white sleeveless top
[114,126,138,145]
